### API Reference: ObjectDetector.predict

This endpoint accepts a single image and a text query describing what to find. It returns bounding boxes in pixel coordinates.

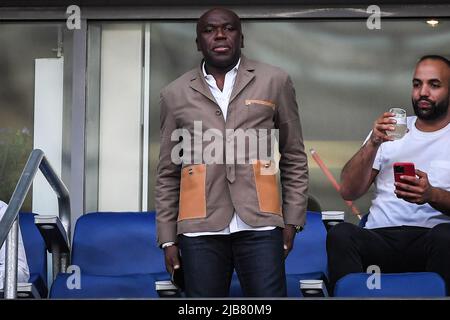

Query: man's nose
[214,27,226,39]
[419,85,430,97]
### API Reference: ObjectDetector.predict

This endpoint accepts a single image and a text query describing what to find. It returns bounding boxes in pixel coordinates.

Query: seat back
[19,212,48,297]
[285,211,327,276]
[334,272,447,297]
[307,195,322,213]
[71,211,165,276]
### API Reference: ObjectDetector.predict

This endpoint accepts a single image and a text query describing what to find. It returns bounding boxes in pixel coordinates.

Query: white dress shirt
[0,200,30,288]
[183,59,275,237]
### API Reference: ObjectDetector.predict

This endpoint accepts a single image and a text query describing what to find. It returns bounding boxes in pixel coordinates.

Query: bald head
[415,56,450,89]
[196,8,241,36]
[417,55,450,68]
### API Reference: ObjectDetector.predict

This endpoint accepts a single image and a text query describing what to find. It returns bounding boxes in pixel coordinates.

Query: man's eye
[412,82,420,88]
[431,83,441,88]
[204,27,214,33]
[224,25,235,31]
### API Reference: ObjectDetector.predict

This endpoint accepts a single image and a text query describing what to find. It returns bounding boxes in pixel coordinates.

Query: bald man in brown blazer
[155,8,308,297]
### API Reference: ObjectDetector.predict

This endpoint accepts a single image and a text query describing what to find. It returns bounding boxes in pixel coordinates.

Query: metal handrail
[0,149,71,299]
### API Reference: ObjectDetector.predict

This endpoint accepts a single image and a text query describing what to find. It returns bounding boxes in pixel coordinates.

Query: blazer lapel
[189,67,218,105]
[229,55,256,104]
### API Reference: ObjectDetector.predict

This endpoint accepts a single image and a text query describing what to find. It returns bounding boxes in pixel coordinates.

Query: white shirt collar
[202,58,241,78]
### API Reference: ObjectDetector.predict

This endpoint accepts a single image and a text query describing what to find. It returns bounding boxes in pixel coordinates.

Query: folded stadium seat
[19,212,48,298]
[50,211,169,298]
[334,272,446,297]
[229,211,328,297]
[332,213,447,297]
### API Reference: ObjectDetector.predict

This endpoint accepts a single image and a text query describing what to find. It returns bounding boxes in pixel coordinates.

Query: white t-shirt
[0,200,30,288]
[366,116,450,229]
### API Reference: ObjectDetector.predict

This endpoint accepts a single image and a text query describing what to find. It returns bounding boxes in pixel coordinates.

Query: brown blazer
[155,55,308,246]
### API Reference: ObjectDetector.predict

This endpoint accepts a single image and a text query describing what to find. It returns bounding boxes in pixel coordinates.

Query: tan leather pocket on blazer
[252,160,281,215]
[245,99,276,109]
[178,164,207,221]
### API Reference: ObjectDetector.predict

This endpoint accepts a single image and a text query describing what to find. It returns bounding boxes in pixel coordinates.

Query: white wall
[33,58,64,216]
[98,24,143,211]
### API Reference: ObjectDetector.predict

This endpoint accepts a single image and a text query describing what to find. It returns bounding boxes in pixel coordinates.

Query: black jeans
[178,228,286,297]
[326,222,450,295]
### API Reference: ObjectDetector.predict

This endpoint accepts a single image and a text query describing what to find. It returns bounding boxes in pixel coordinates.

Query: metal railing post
[4,219,19,299]
[0,149,72,299]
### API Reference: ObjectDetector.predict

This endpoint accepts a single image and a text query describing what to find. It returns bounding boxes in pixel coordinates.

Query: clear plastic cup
[386,108,407,140]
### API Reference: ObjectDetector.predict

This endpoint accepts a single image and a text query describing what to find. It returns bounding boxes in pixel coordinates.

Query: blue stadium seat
[334,272,446,297]
[19,212,48,298]
[333,213,447,297]
[285,211,328,297]
[230,211,328,297]
[50,211,169,298]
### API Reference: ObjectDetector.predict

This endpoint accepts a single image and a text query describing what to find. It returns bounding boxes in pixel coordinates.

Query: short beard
[412,97,449,121]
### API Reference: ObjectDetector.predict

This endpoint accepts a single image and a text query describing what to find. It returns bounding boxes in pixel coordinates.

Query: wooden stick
[310,148,362,219]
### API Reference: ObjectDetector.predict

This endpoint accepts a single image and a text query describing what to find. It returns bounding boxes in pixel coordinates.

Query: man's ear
[241,34,245,48]
[196,37,201,51]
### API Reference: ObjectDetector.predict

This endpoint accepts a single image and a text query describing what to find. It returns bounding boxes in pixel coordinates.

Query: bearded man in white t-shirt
[327,55,450,295]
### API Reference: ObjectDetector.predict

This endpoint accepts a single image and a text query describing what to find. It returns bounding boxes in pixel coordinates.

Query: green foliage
[0,128,33,211]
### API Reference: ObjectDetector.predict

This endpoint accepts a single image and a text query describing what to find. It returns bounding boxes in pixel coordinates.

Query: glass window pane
[148,19,450,221]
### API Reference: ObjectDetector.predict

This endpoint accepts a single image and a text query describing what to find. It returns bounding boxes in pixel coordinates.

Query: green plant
[0,128,33,211]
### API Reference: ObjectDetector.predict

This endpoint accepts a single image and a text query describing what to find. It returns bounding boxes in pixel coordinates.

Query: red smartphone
[393,162,416,183]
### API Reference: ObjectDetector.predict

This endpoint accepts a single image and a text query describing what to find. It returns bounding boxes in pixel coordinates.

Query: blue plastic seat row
[50,212,168,298]
[47,211,327,298]
[41,210,446,298]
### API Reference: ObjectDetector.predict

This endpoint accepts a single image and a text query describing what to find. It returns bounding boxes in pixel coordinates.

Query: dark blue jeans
[178,228,286,297]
